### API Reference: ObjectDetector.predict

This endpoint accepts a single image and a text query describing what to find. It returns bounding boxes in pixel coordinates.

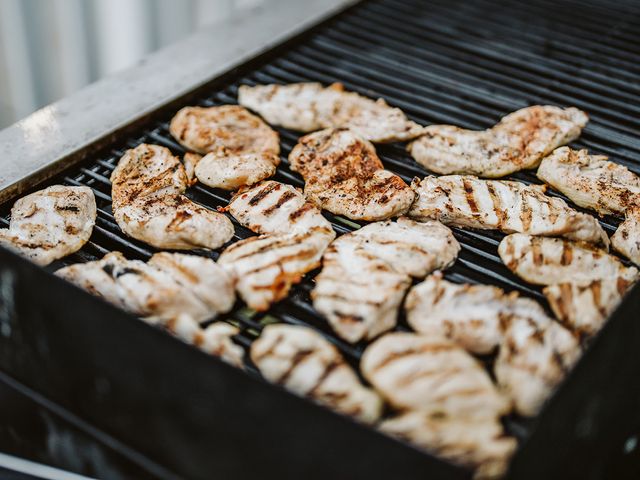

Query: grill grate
[2,0,639,448]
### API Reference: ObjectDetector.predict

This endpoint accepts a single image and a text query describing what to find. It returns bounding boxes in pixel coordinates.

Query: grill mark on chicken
[262,190,297,216]
[249,181,280,205]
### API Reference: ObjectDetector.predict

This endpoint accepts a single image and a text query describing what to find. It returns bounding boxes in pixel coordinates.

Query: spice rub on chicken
[408,106,587,178]
[238,82,425,143]
[0,185,96,266]
[288,128,415,221]
[110,144,234,250]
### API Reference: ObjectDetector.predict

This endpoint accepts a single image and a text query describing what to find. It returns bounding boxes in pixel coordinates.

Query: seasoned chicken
[194,152,277,190]
[56,251,235,324]
[361,332,510,418]
[238,82,425,143]
[409,175,609,247]
[612,208,640,266]
[408,105,588,177]
[165,314,244,368]
[537,147,640,216]
[0,185,96,266]
[289,128,415,221]
[250,324,383,424]
[110,144,234,250]
[498,234,639,286]
[312,218,460,343]
[380,411,516,480]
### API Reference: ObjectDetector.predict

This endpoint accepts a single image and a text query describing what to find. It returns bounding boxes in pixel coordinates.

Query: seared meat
[380,411,516,480]
[612,208,640,266]
[498,234,638,286]
[289,128,415,221]
[408,106,587,177]
[110,144,234,250]
[0,185,96,266]
[537,147,640,216]
[361,332,510,418]
[312,218,460,343]
[409,175,608,247]
[238,82,425,143]
[56,251,235,324]
[251,324,383,424]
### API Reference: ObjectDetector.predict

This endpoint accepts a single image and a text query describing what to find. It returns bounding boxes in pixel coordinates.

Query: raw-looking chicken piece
[312,218,460,343]
[110,144,234,250]
[498,234,638,286]
[238,82,425,143]
[408,105,587,177]
[612,208,640,266]
[409,175,608,247]
[361,332,510,418]
[56,251,235,324]
[288,128,415,221]
[537,147,640,216]
[250,324,383,424]
[0,185,96,266]
[380,411,517,480]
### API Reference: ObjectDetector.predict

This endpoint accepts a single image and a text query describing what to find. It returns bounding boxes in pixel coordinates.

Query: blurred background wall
[0,0,264,129]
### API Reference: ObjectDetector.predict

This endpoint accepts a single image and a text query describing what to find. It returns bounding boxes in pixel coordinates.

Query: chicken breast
[110,144,234,250]
[409,175,608,247]
[238,82,425,143]
[408,105,587,178]
[194,152,277,190]
[612,208,640,266]
[361,332,510,418]
[380,411,516,480]
[498,234,639,286]
[0,185,96,266]
[312,217,460,343]
[537,147,640,216]
[289,128,415,221]
[250,324,383,424]
[56,251,235,324]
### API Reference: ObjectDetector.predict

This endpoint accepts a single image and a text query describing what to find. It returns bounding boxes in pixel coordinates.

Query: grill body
[1,0,640,478]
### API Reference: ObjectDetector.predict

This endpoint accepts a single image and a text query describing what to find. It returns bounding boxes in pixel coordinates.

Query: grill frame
[1,0,640,478]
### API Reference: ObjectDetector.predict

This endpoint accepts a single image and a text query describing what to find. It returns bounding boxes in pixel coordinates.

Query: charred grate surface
[1,0,639,444]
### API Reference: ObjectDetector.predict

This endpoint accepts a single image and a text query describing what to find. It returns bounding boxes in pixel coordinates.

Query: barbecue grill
[1,0,639,478]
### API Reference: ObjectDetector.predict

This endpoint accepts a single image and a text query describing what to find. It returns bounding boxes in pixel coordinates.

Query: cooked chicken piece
[0,185,96,266]
[498,234,639,286]
[238,82,425,143]
[289,128,415,221]
[183,152,201,186]
[313,218,460,343]
[56,251,235,324]
[110,144,234,250]
[537,147,640,216]
[227,180,331,235]
[361,332,510,418]
[218,227,335,311]
[612,208,640,266]
[543,278,635,340]
[409,175,608,247]
[195,152,277,190]
[165,314,244,368]
[408,105,587,177]
[380,411,516,480]
[251,324,383,424]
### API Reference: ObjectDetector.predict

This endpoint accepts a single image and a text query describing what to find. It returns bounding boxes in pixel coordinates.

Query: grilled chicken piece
[165,314,244,368]
[380,411,516,480]
[537,147,640,216]
[612,208,640,266]
[251,324,383,424]
[498,234,639,286]
[110,144,234,250]
[543,279,635,340]
[238,82,425,143]
[361,332,510,418]
[289,128,415,221]
[409,175,609,247]
[56,251,235,324]
[195,152,277,191]
[313,218,460,343]
[408,105,587,178]
[0,186,96,266]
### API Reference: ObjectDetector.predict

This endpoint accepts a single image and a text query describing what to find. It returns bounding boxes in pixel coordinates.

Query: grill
[1,0,640,478]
